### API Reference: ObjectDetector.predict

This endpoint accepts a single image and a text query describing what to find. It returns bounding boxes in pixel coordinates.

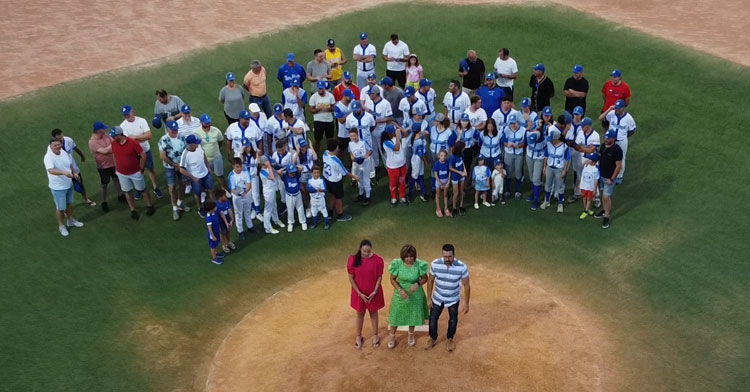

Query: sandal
[408,332,416,347]
[372,335,380,348]
[388,333,396,349]
[84,200,97,207]
[355,335,363,350]
[435,209,443,217]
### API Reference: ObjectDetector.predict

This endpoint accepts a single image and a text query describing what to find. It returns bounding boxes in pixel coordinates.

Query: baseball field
[1,2,749,391]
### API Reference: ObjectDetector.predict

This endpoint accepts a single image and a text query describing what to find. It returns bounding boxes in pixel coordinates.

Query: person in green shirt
[387,244,429,348]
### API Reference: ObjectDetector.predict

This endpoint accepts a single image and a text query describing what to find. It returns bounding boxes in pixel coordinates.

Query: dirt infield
[205,266,618,391]
[1,0,748,101]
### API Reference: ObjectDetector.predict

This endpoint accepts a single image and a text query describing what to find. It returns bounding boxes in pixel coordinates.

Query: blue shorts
[600,179,616,197]
[208,237,220,249]
[164,167,183,187]
[192,174,214,195]
[482,156,501,168]
[144,150,155,171]
[451,177,465,185]
[51,187,73,211]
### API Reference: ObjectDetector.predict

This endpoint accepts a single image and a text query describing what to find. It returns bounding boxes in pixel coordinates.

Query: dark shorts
[324,178,344,199]
[386,70,407,88]
[314,121,335,141]
[97,167,117,185]
[338,137,350,151]
[208,237,220,249]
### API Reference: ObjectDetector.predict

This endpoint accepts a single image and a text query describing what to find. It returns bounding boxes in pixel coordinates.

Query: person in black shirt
[563,65,589,114]
[529,63,554,112]
[458,50,485,97]
[595,130,623,229]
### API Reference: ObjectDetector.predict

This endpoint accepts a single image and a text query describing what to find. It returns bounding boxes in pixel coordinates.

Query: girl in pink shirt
[406,54,423,90]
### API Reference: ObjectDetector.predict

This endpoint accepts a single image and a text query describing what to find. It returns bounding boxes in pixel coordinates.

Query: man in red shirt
[110,126,155,219]
[601,69,631,128]
[333,71,360,102]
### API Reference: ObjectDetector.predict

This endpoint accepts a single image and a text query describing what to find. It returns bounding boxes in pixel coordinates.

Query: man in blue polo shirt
[277,53,307,91]
[425,243,471,352]
[476,72,504,117]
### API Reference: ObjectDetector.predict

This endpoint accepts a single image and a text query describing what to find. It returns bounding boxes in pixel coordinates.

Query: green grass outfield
[1,2,749,391]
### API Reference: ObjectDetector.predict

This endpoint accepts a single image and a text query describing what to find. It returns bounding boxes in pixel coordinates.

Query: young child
[306,165,330,230]
[578,153,601,219]
[228,158,254,240]
[432,150,451,217]
[405,54,423,90]
[271,139,292,215]
[241,139,262,221]
[408,125,428,202]
[204,201,224,265]
[258,156,284,234]
[491,161,506,206]
[348,128,373,205]
[214,189,235,253]
[449,141,467,216]
[472,156,491,208]
[280,164,307,232]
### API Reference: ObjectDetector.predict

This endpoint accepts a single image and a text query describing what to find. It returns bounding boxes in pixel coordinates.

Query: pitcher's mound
[206,266,616,391]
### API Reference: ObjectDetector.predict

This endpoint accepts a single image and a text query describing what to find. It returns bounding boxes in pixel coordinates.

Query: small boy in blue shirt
[204,201,224,265]
[214,189,235,253]
[279,164,307,232]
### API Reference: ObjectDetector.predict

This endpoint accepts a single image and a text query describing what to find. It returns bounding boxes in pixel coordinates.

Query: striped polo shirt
[430,258,469,307]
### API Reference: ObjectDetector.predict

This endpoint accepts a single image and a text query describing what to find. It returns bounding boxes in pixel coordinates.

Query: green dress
[387,258,430,327]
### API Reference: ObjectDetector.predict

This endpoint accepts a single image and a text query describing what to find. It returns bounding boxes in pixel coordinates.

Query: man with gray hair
[243,60,272,117]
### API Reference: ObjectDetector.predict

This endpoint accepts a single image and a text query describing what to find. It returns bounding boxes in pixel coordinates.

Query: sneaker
[216,253,226,258]
[134,191,143,200]
[588,210,594,216]
[557,204,564,213]
[255,213,263,222]
[305,209,312,218]
[579,211,589,220]
[102,202,110,213]
[198,209,207,218]
[500,198,506,205]
[424,338,437,350]
[483,201,491,207]
[419,195,428,202]
[146,206,155,216]
[458,207,466,216]
[59,225,69,237]
[154,188,165,199]
[287,225,293,233]
[353,194,364,203]
[515,192,522,200]
[266,228,279,234]
[250,210,257,220]
[400,198,409,206]
[67,219,84,228]
[446,338,456,352]
[525,194,534,202]
[185,183,192,194]
[222,245,231,253]
[602,217,611,229]
[362,197,370,207]
[490,202,496,207]
[530,202,538,211]
[436,209,443,217]
[117,194,127,203]
[337,214,353,222]
[228,242,236,250]
[276,221,285,228]
[131,210,139,220]
[180,204,191,213]
[200,192,207,204]
[391,200,398,208]
[594,210,605,219]
[301,223,308,231]
[172,209,180,221]
[568,195,581,204]
[239,232,246,241]
[593,198,602,208]
[324,222,331,230]
[211,258,223,265]
[474,203,479,209]
[540,201,549,210]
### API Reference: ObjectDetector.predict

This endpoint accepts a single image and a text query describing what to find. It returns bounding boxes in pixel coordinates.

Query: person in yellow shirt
[325,39,347,89]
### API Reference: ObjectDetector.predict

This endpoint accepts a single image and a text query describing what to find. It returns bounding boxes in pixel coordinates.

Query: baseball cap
[166,121,179,131]
[615,99,626,109]
[367,72,376,80]
[584,152,600,162]
[542,106,553,116]
[563,111,573,125]
[380,77,394,86]
[459,59,469,70]
[316,80,327,90]
[226,72,236,81]
[286,53,296,62]
[460,112,470,121]
[181,105,191,114]
[343,71,352,80]
[485,72,496,80]
[367,85,380,95]
[527,132,539,143]
[290,78,301,87]
[360,32,368,40]
[508,114,518,124]
[286,164,298,173]
[299,139,308,148]
[572,64,584,73]
[248,103,261,113]
[351,101,362,111]
[327,38,335,47]
[384,124,396,134]
[241,138,252,147]
[404,86,415,97]
[109,126,124,137]
[604,129,618,139]
[121,104,132,116]
[343,89,355,99]
[185,134,201,144]
[611,69,622,77]
[199,113,211,124]
[573,106,584,116]
[521,98,531,108]
[435,113,445,122]
[152,115,163,129]
[419,78,432,87]
[533,63,545,72]
[580,117,593,127]
[238,110,251,119]
[414,106,425,117]
[273,103,283,115]
[92,121,108,132]
[547,128,561,141]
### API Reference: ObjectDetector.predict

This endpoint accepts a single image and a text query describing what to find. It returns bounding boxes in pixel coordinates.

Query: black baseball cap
[327,38,335,47]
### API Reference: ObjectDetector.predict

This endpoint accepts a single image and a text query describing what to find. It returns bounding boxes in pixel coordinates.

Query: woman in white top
[382,123,408,207]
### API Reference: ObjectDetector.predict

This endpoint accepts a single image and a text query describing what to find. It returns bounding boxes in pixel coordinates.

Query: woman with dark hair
[449,140,468,216]
[386,244,429,349]
[382,123,409,207]
[219,72,247,125]
[478,118,502,168]
[347,239,385,349]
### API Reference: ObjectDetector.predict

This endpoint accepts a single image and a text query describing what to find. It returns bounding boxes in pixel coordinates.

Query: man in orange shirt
[244,60,272,118]
[600,69,631,128]
[333,71,360,102]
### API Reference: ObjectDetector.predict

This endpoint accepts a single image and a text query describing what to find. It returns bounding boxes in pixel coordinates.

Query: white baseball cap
[248,103,261,113]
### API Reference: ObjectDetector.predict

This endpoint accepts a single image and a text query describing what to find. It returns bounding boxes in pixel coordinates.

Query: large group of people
[43,32,636,264]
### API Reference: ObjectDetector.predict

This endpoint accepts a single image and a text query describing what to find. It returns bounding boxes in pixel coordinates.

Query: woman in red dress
[347,239,385,349]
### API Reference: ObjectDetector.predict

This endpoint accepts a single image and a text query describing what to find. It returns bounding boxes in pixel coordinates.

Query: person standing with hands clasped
[347,239,385,350]
[387,244,429,349]
[594,130,623,229]
[425,244,470,352]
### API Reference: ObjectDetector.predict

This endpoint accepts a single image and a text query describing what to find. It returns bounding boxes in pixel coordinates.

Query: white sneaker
[287,225,293,232]
[67,219,84,228]
[277,222,285,228]
[301,223,308,231]
[483,201,491,207]
[228,242,236,250]
[557,204,564,213]
[185,184,192,194]
[172,209,180,221]
[540,201,550,210]
[305,209,312,218]
[266,228,279,234]
[200,192,206,204]
[250,210,256,219]
[255,213,263,221]
[59,225,69,237]
[474,203,479,209]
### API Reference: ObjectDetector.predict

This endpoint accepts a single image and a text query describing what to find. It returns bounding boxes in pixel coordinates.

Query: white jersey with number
[442,91,471,124]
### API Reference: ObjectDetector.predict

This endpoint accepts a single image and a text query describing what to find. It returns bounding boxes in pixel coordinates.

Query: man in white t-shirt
[309,80,336,155]
[119,104,164,200]
[493,48,519,100]
[381,33,410,88]
[180,134,213,217]
[44,138,84,236]
[353,32,377,89]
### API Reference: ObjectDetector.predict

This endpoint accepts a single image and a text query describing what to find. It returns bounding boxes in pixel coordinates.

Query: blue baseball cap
[460,112,470,121]
[238,110,251,119]
[273,103,283,114]
[299,139,308,148]
[615,99,626,109]
[573,106,584,116]
[286,53,295,62]
[226,72,236,81]
[241,138,252,147]
[343,71,352,80]
[180,104,191,114]
[92,121,108,132]
[380,77,394,86]
[521,98,531,108]
[528,133,539,143]
[350,101,362,111]
[533,63,545,72]
[290,78,301,87]
[109,126,124,137]
[121,104,132,116]
[584,152,600,162]
[286,164,298,173]
[317,80,327,89]
[419,78,432,87]
[604,129,618,139]
[414,106,425,116]
[343,89,355,99]
[404,86,415,97]
[581,117,593,127]
[360,32,368,40]
[611,69,622,77]
[485,72,496,80]
[542,106,553,116]
[508,114,518,124]
[367,72,376,80]
[547,128,561,141]
[199,113,211,124]
[572,64,584,73]
[384,124,396,134]
[166,121,179,131]
[185,134,201,144]
[151,115,162,129]
[459,59,469,70]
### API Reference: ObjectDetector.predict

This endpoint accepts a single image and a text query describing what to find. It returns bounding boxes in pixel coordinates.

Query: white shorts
[209,155,224,177]
[116,171,146,192]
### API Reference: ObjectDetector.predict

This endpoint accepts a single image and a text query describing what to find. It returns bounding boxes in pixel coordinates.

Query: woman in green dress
[387,244,429,348]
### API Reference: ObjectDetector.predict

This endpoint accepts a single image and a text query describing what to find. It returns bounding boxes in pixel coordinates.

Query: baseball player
[227,157,254,240]
[573,117,601,206]
[247,103,268,140]
[442,80,471,128]
[345,101,377,180]
[359,73,383,107]
[416,78,437,124]
[541,128,570,213]
[598,99,636,182]
[226,110,261,158]
[502,114,526,200]
[265,104,287,154]
[258,156,284,234]
[519,97,538,132]
[565,106,584,203]
[525,128,546,210]
[306,165,330,230]
[491,96,519,129]
[398,86,427,122]
[353,33,377,88]
[240,139,263,221]
[281,78,308,126]
[282,108,307,151]
[334,89,356,153]
[348,128,374,205]
[279,164,307,232]
[364,85,393,171]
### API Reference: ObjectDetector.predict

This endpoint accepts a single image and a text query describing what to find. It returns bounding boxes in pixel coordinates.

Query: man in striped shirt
[425,244,471,352]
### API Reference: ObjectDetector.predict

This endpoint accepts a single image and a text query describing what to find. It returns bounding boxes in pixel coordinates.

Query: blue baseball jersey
[479,131,503,159]
[476,85,504,116]
[206,212,221,238]
[448,154,465,181]
[216,199,233,224]
[503,126,527,155]
[282,173,301,196]
[433,160,451,183]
